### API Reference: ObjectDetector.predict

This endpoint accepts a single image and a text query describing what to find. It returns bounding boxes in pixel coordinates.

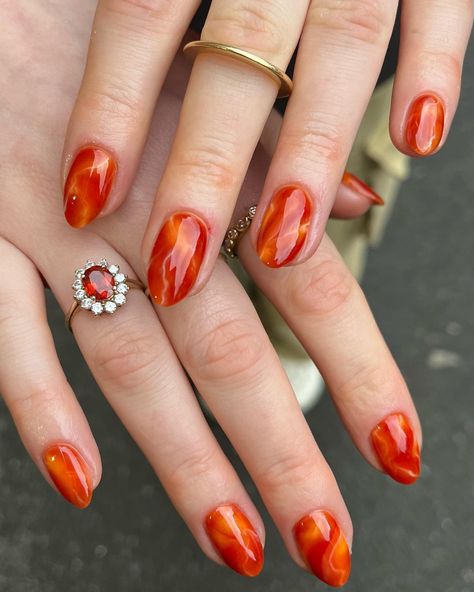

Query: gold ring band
[222,205,257,259]
[183,41,293,99]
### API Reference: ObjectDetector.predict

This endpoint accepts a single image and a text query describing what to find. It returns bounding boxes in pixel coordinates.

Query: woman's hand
[62,0,472,306]
[2,1,420,585]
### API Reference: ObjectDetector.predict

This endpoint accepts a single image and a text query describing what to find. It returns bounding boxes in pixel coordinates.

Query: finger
[39,238,265,577]
[390,0,474,156]
[239,232,422,485]
[250,0,398,268]
[62,0,199,228]
[157,258,353,587]
[0,237,101,508]
[143,0,310,306]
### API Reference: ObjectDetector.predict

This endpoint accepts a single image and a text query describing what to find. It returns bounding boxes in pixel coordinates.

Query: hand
[1,1,420,585]
[62,0,472,307]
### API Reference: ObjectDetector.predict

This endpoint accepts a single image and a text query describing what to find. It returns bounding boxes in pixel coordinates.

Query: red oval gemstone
[83,266,115,300]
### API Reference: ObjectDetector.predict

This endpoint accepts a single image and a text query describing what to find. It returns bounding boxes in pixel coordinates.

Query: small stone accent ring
[65,259,145,332]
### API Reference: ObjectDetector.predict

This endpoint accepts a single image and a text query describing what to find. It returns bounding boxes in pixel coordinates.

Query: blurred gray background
[1,45,473,592]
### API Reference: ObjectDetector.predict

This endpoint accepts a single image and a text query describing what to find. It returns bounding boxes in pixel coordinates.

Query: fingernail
[342,172,384,205]
[257,185,312,268]
[371,412,421,484]
[43,443,93,508]
[64,146,117,228]
[205,504,263,577]
[405,94,445,156]
[293,510,351,587]
[147,212,208,306]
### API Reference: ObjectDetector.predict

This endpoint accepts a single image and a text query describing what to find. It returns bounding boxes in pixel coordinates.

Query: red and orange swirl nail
[293,510,351,587]
[64,146,117,228]
[257,185,313,268]
[371,412,420,484]
[205,504,263,577]
[43,443,93,509]
[342,172,384,205]
[405,94,445,156]
[147,212,208,306]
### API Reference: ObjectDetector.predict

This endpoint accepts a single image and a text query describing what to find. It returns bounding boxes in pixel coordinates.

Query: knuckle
[166,445,221,491]
[8,383,63,420]
[418,49,462,84]
[287,259,354,317]
[104,0,182,33]
[283,113,344,165]
[186,317,268,382]
[308,0,389,46]
[172,140,239,190]
[203,1,289,60]
[82,85,144,125]
[259,448,319,492]
[91,319,159,390]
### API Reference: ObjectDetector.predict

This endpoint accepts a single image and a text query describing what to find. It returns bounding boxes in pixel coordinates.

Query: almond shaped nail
[43,443,93,508]
[257,185,313,268]
[371,412,421,484]
[205,504,263,577]
[342,172,384,205]
[147,212,208,306]
[294,510,351,587]
[405,94,445,156]
[64,146,117,228]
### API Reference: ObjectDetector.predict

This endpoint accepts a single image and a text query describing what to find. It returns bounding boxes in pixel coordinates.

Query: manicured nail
[147,212,207,306]
[405,94,445,156]
[342,172,384,205]
[64,146,117,228]
[371,412,421,484]
[293,510,351,587]
[205,504,264,577]
[43,443,93,509]
[257,185,312,268]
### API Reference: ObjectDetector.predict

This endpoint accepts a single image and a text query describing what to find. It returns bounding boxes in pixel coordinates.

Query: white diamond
[75,290,86,301]
[91,302,104,315]
[75,268,85,278]
[116,283,129,294]
[99,258,108,267]
[85,260,94,269]
[81,298,93,310]
[114,273,125,283]
[108,264,119,274]
[104,301,117,314]
[72,279,83,290]
[114,294,126,306]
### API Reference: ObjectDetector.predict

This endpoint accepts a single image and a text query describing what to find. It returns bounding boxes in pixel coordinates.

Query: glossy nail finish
[342,172,384,205]
[405,94,445,156]
[147,212,207,306]
[294,510,351,587]
[205,504,263,577]
[43,443,93,508]
[64,146,117,228]
[257,185,312,268]
[371,412,420,484]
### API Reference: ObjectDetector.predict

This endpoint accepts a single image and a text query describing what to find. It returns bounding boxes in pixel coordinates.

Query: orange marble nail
[147,212,207,306]
[405,94,445,156]
[205,504,263,577]
[342,172,384,205]
[64,146,117,228]
[293,510,351,587]
[257,185,312,268]
[43,443,93,509]
[371,412,421,485]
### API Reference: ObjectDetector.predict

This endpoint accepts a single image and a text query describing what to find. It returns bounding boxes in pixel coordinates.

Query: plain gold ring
[183,41,293,99]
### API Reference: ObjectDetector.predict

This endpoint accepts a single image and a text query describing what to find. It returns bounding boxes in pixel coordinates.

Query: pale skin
[63,0,473,298]
[2,0,422,580]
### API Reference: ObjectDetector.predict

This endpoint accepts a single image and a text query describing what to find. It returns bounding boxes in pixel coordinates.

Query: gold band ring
[183,41,293,99]
[222,205,257,259]
[66,258,145,332]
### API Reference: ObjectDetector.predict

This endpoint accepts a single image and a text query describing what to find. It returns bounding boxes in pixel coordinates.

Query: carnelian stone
[83,266,115,300]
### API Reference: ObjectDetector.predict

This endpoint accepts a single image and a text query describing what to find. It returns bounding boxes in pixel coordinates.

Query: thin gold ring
[183,41,293,99]
[222,205,257,259]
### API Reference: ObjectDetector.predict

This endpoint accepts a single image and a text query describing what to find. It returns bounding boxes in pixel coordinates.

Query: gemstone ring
[65,259,145,331]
